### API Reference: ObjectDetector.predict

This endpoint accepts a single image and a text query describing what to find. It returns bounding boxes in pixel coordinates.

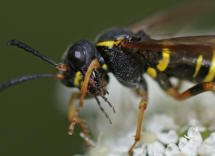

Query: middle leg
[127,77,148,154]
[128,90,147,154]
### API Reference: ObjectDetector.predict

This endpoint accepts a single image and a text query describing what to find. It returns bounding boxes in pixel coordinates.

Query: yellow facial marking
[193,55,203,78]
[147,67,157,78]
[204,50,215,82]
[74,71,83,87]
[157,48,170,71]
[102,64,108,70]
[96,41,115,49]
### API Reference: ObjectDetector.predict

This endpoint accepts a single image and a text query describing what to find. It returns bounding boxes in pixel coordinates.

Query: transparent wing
[128,0,215,38]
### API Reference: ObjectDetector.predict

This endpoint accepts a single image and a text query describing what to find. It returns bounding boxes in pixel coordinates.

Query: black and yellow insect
[1,0,215,154]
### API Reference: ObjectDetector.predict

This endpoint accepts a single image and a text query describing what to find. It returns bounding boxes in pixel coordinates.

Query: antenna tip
[7,40,17,45]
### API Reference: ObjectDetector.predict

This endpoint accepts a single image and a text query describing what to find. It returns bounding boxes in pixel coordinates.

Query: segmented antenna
[101,95,115,113]
[8,40,59,67]
[0,40,67,92]
[95,96,112,124]
[0,74,58,91]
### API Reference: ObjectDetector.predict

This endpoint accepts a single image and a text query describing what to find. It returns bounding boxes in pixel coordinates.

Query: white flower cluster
[133,115,215,156]
[85,114,215,156]
[56,75,215,156]
[85,78,215,156]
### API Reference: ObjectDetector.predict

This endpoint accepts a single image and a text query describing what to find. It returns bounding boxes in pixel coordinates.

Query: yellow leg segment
[68,92,81,134]
[67,92,91,147]
[128,92,147,154]
[68,59,100,147]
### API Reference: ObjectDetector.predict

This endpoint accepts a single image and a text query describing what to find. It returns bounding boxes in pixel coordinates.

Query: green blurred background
[0,0,214,155]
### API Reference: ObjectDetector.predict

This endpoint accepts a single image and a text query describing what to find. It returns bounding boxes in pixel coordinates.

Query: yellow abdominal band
[193,55,203,78]
[204,50,215,82]
[157,48,170,71]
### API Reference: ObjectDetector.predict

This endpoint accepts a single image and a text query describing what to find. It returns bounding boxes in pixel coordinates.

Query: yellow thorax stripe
[193,55,203,78]
[204,50,215,82]
[96,39,122,49]
[96,41,115,49]
[147,67,157,78]
[74,71,82,87]
[157,48,170,71]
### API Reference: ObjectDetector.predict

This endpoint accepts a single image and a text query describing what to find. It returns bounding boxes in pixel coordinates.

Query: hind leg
[167,82,215,100]
[156,73,215,100]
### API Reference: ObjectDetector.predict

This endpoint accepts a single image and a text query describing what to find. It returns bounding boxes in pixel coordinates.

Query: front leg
[68,92,92,147]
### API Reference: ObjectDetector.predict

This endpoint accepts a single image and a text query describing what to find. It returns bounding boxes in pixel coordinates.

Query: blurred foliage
[0,0,215,155]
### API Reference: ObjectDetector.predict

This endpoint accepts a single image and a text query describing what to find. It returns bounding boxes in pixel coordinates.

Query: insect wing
[129,0,215,38]
[123,35,215,55]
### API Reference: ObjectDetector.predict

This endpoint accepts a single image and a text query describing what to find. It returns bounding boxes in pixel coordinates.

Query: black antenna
[95,96,112,124]
[8,40,59,67]
[0,74,61,92]
[0,40,66,92]
[101,95,115,113]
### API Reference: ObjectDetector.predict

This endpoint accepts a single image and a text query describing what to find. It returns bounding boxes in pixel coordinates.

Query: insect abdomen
[161,48,215,82]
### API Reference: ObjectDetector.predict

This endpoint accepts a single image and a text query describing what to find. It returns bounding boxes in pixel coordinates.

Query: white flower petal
[147,141,165,156]
[188,118,206,132]
[141,131,157,144]
[88,144,112,156]
[146,114,178,133]
[187,127,202,144]
[179,127,202,156]
[198,132,215,156]
[157,130,178,144]
[165,143,180,156]
[178,137,189,150]
[133,145,147,156]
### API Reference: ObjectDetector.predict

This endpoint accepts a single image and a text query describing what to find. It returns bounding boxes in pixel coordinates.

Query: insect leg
[157,73,215,100]
[128,77,148,154]
[79,59,100,107]
[167,82,215,100]
[68,59,100,146]
[67,92,92,147]
[75,118,91,147]
[68,92,81,135]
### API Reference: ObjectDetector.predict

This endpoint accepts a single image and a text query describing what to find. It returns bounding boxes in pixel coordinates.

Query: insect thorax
[96,28,147,85]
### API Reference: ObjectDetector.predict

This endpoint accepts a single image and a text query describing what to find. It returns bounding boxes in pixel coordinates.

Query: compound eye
[64,40,96,72]
[68,45,86,69]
